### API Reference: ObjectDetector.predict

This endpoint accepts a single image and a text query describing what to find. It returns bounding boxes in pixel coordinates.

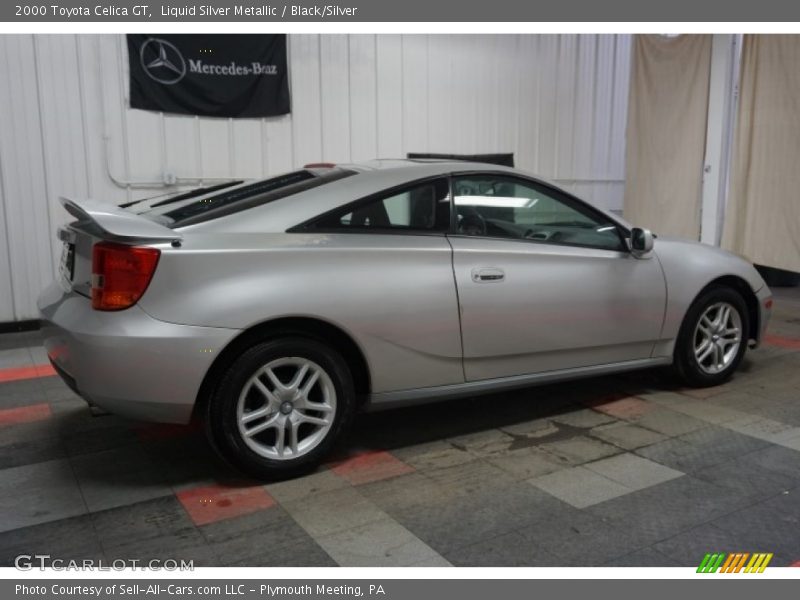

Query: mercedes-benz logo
[140,38,186,85]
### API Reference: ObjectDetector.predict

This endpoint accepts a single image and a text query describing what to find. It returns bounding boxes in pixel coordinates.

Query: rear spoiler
[60,197,182,243]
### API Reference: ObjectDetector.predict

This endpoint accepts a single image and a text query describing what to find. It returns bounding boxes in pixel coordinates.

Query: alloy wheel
[236,357,336,460]
[692,302,742,375]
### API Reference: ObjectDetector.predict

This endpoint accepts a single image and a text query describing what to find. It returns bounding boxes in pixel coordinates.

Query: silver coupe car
[39,160,772,478]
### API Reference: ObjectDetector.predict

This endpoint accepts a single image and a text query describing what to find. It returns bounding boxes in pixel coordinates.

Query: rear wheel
[673,286,749,387]
[207,337,355,479]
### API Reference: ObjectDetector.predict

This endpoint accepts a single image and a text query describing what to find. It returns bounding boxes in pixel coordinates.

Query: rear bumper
[37,282,238,424]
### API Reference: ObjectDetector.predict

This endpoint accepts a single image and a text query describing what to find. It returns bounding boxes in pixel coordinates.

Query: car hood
[654,236,766,293]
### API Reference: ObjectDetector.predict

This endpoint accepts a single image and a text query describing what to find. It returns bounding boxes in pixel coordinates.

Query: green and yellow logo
[697,552,773,573]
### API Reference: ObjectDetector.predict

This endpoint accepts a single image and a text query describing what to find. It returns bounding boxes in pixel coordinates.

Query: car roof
[344,158,500,168]
[132,159,513,217]
[167,159,629,234]
[166,160,516,231]
[339,158,518,175]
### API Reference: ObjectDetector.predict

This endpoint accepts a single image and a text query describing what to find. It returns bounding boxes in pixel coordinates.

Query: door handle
[471,267,505,283]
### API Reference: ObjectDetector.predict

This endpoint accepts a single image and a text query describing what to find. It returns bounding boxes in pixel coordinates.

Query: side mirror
[630,227,654,257]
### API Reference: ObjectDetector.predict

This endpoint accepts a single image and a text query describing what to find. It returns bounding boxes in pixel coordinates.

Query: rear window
[145,168,356,227]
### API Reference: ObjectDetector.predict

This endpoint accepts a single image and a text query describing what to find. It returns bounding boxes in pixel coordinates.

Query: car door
[302,176,465,392]
[448,173,667,382]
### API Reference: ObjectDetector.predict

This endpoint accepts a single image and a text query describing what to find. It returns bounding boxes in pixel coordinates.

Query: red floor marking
[586,394,654,420]
[0,402,52,426]
[764,334,800,350]
[0,364,56,383]
[678,386,724,400]
[790,560,800,567]
[329,450,415,485]
[176,482,276,526]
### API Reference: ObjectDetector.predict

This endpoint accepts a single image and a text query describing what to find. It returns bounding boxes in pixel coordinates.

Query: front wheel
[207,337,355,479]
[673,286,749,387]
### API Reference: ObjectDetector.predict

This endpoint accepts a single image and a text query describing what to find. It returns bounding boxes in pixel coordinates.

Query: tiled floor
[1,287,800,567]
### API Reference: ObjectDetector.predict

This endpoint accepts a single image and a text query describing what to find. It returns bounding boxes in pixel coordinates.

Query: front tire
[673,286,749,387]
[207,337,355,479]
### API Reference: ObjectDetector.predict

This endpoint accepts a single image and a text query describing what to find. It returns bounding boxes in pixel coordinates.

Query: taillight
[91,242,160,311]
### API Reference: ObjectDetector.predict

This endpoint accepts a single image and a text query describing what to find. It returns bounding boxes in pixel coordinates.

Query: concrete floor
[1,288,800,567]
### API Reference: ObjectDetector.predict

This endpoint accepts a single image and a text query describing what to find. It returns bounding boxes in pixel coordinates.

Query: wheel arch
[193,316,372,422]
[693,275,760,343]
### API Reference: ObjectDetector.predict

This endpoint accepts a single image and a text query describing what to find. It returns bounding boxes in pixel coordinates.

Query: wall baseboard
[0,319,41,334]
[756,264,800,288]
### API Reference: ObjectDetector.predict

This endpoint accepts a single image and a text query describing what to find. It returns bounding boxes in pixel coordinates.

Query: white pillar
[700,34,740,246]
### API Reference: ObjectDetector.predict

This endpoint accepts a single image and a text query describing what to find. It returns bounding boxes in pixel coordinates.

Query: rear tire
[207,337,355,480]
[673,286,749,388]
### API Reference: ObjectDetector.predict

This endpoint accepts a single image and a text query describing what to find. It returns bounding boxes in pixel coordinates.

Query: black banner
[127,34,290,118]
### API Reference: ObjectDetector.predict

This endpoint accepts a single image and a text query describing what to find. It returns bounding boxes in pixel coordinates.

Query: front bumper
[754,284,773,347]
[38,282,238,424]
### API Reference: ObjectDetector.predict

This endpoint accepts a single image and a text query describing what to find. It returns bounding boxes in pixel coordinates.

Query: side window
[453,176,624,251]
[313,179,451,232]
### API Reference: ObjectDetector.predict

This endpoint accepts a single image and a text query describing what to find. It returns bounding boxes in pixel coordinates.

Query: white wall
[0,34,631,321]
